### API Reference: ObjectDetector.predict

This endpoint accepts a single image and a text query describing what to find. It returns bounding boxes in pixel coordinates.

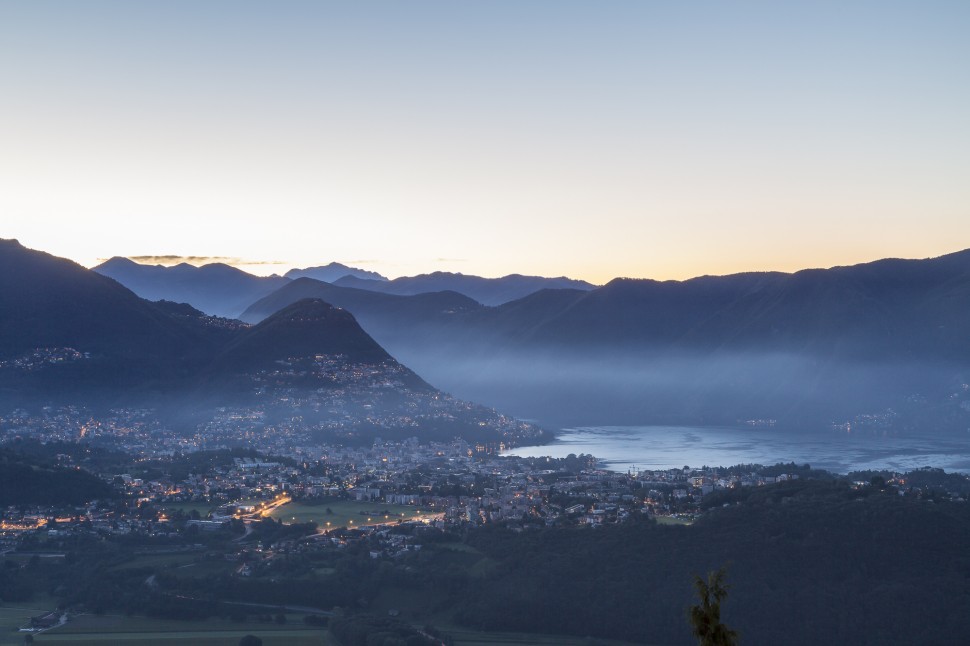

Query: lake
[504,425,970,474]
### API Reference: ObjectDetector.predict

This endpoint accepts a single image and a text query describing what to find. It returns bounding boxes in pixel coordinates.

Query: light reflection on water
[504,426,970,474]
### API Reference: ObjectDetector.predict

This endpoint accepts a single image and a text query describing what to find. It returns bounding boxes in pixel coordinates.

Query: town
[4,402,966,552]
[3,400,970,644]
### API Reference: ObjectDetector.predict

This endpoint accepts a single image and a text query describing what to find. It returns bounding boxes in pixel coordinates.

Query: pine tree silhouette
[688,567,739,645]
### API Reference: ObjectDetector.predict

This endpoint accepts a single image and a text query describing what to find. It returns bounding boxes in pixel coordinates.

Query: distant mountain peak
[96,256,139,269]
[285,263,387,283]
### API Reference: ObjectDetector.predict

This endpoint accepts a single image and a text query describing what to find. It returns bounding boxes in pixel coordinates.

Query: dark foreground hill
[41,475,969,646]
[0,447,115,506]
[451,479,970,645]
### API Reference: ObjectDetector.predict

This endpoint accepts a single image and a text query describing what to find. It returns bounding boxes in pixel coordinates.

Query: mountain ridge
[94,256,291,319]
[332,271,596,306]
[1,240,418,404]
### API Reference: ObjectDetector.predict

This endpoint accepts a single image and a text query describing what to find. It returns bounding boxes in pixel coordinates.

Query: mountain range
[331,272,596,306]
[10,238,970,433]
[239,249,970,359]
[95,257,290,319]
[95,258,595,317]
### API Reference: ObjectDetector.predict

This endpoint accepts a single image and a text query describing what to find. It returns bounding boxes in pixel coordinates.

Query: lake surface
[505,425,970,474]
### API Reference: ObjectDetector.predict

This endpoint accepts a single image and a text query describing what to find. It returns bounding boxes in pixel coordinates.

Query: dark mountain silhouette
[246,249,970,361]
[202,298,431,397]
[0,240,424,405]
[94,257,290,319]
[215,299,394,371]
[0,446,116,506]
[285,262,387,283]
[0,240,228,392]
[333,271,596,306]
[505,250,970,360]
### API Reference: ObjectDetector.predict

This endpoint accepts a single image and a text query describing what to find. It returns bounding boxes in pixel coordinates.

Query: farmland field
[0,597,56,646]
[267,499,439,528]
[444,627,646,645]
[654,515,693,526]
[6,608,645,646]
[29,614,330,645]
[32,630,326,645]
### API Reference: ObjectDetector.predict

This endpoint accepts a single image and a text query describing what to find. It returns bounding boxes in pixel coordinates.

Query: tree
[688,568,738,646]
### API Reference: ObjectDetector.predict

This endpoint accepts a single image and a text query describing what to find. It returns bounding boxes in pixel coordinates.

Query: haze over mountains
[238,249,970,432]
[13,239,970,435]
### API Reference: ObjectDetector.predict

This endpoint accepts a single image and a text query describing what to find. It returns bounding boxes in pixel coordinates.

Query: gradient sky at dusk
[2,1,968,282]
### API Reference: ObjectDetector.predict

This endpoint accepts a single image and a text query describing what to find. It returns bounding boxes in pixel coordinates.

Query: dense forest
[454,480,970,644]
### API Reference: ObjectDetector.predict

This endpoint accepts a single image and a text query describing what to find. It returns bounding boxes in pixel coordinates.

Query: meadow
[266,499,438,529]
[26,614,329,645]
[0,597,56,645]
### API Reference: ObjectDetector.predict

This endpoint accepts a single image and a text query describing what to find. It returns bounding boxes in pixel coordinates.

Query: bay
[504,425,970,474]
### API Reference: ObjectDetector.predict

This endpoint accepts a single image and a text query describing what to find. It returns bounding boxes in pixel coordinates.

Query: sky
[1,1,968,283]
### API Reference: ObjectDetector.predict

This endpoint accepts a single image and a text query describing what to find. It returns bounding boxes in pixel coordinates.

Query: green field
[444,628,645,645]
[28,614,330,645]
[33,631,325,645]
[267,499,437,529]
[106,552,197,571]
[0,597,57,645]
[654,515,693,526]
[105,552,236,578]
[3,608,648,646]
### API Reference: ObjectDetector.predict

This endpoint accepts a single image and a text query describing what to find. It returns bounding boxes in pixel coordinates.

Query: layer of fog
[380,343,968,434]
